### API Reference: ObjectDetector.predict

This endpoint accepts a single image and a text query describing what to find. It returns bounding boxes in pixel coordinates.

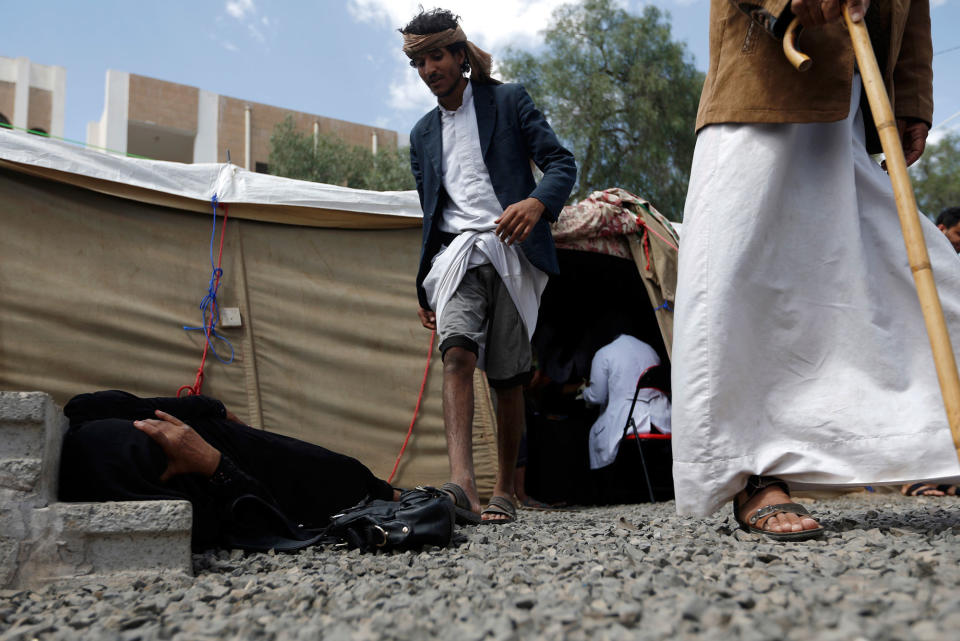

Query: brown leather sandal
[440,482,481,526]
[480,496,517,525]
[733,475,825,541]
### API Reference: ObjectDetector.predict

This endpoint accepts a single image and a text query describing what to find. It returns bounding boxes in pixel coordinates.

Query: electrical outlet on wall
[220,307,242,328]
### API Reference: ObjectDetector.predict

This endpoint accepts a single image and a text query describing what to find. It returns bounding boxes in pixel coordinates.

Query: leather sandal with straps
[440,482,481,526]
[733,475,825,542]
[480,495,517,525]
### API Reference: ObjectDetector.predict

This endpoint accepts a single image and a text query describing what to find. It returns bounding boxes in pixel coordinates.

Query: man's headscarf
[402,26,499,85]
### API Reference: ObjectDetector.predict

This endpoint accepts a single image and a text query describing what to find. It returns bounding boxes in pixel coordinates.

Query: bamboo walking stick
[784,8,960,454]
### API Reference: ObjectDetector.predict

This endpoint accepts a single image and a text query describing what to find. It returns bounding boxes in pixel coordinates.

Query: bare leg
[514,465,529,503]
[442,347,481,514]
[486,384,524,521]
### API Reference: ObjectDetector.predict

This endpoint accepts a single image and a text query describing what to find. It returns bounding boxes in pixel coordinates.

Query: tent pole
[783,10,960,460]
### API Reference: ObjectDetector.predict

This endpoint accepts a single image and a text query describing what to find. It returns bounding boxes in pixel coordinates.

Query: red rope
[178,203,230,398]
[642,227,652,272]
[387,329,436,484]
[643,223,679,252]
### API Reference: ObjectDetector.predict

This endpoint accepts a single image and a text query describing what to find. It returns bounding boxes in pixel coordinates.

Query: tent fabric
[551,188,679,357]
[0,131,423,228]
[0,132,499,495]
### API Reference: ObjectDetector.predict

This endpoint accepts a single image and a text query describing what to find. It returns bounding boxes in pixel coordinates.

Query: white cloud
[353,0,705,128]
[248,23,266,43]
[388,63,437,115]
[351,0,573,127]
[226,0,255,20]
[347,0,570,50]
[222,0,278,49]
[928,125,958,147]
[222,40,239,52]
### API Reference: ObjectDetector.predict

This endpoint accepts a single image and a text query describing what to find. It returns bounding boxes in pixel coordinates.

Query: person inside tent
[583,333,673,504]
[59,390,396,550]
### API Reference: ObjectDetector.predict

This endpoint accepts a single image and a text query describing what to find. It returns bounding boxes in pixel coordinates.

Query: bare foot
[901,483,954,497]
[736,484,820,534]
[481,494,517,523]
[442,479,482,514]
[482,480,517,523]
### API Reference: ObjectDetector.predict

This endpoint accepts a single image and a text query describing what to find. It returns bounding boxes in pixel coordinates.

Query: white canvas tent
[0,130,500,493]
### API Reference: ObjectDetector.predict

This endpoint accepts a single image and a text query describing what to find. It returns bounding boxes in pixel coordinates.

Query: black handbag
[323,486,456,553]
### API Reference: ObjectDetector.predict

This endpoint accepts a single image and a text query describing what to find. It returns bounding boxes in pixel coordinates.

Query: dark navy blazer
[409,81,577,310]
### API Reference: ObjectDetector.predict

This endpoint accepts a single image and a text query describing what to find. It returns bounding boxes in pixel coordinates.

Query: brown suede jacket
[696,0,933,153]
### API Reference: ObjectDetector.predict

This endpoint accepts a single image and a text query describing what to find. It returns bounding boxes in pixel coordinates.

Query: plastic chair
[622,364,671,503]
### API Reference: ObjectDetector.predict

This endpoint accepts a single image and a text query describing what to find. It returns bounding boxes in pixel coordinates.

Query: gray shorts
[437,264,532,389]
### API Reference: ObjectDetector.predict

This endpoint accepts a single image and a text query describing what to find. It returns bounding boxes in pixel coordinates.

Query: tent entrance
[533,248,669,384]
[525,248,672,506]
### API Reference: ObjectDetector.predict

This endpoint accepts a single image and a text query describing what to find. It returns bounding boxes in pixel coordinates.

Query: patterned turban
[401,26,498,85]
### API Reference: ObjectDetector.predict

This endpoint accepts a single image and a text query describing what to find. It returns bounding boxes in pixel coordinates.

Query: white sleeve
[583,350,609,406]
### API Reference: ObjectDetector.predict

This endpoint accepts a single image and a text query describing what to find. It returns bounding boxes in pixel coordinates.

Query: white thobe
[672,77,960,517]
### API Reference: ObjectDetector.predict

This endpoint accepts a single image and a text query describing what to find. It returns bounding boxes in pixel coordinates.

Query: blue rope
[182,195,235,364]
[653,300,672,312]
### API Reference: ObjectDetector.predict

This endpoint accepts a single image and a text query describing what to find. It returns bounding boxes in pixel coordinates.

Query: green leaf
[268,116,415,192]
[499,0,703,220]
[910,132,960,219]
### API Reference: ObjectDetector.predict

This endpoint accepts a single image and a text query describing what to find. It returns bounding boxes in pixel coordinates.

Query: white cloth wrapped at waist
[422,228,547,369]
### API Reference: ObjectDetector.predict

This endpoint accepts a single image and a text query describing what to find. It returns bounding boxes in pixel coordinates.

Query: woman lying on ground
[59,390,396,551]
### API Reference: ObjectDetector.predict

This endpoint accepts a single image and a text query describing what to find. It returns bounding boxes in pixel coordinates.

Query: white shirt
[583,335,672,470]
[437,82,503,236]
[424,83,548,368]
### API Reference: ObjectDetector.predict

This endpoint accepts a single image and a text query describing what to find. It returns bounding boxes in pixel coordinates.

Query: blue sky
[3,0,959,147]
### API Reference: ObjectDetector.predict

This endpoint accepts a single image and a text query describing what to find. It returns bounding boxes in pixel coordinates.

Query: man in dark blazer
[401,8,576,524]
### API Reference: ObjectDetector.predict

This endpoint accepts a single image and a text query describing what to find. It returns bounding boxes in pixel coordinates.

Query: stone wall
[0,80,14,124]
[0,392,193,588]
[128,74,199,133]
[27,87,51,133]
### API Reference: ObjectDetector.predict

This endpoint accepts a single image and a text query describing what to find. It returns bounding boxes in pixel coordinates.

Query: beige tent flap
[628,205,679,359]
[0,166,496,490]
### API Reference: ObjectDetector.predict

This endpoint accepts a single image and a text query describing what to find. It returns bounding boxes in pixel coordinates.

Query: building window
[255,162,270,174]
[0,113,10,129]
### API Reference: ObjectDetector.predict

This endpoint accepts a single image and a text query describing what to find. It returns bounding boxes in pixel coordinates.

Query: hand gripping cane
[784,7,960,456]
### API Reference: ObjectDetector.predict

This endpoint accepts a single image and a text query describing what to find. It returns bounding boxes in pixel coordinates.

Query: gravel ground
[3,491,960,641]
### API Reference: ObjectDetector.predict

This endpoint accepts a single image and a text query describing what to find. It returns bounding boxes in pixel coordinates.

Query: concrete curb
[0,391,193,588]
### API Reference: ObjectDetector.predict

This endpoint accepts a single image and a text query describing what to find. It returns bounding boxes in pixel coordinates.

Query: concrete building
[0,56,66,137]
[86,71,398,170]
